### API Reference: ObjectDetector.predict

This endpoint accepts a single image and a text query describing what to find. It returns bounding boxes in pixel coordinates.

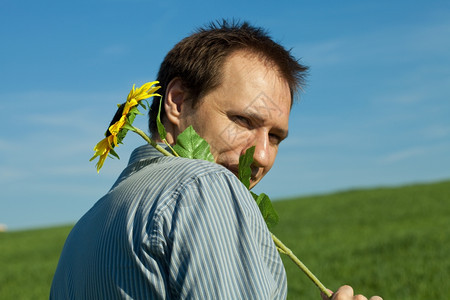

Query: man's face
[179,51,291,188]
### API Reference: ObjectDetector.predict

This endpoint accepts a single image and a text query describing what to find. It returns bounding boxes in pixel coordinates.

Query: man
[51,21,382,300]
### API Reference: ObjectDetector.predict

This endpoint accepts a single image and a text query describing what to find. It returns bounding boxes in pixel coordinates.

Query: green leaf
[238,146,255,189]
[173,126,214,162]
[251,192,279,229]
[237,146,278,229]
[127,111,137,125]
[109,147,120,160]
[129,106,143,116]
[121,122,135,131]
[156,96,167,140]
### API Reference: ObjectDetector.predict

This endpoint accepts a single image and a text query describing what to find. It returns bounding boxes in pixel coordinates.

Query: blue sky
[1,0,449,230]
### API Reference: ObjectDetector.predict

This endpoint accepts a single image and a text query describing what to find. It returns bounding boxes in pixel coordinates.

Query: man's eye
[269,133,282,145]
[233,116,251,127]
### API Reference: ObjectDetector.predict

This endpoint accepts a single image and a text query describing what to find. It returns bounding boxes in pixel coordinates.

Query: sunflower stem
[271,233,332,299]
[131,126,174,157]
[162,139,180,157]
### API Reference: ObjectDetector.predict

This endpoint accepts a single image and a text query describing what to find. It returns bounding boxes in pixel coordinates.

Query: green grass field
[1,180,449,299]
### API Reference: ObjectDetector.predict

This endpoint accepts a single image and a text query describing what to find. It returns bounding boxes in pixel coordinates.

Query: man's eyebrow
[244,110,265,124]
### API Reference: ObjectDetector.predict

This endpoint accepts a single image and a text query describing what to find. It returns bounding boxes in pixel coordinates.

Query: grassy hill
[0,225,72,299]
[1,180,449,299]
[272,180,450,299]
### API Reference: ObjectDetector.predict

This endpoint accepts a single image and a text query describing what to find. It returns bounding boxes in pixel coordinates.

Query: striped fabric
[50,144,287,299]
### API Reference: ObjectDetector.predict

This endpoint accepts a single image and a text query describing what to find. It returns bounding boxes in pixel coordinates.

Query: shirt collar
[127,143,171,166]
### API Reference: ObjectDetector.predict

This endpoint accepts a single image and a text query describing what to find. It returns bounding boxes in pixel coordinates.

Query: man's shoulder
[119,154,239,190]
[167,156,231,177]
[111,155,257,225]
[112,151,255,213]
[114,145,233,186]
[148,156,242,190]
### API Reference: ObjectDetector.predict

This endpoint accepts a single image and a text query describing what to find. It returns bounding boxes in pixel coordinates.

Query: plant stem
[271,233,332,299]
[131,126,174,157]
[162,139,179,157]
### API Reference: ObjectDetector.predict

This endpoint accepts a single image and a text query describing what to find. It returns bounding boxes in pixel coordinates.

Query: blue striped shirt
[50,144,287,299]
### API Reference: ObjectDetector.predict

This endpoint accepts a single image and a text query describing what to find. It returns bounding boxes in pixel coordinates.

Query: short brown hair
[149,20,308,136]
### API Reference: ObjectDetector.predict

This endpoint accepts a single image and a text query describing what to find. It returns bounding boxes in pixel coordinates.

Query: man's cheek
[219,124,251,154]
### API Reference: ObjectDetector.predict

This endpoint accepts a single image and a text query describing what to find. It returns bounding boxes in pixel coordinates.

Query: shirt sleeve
[153,170,287,299]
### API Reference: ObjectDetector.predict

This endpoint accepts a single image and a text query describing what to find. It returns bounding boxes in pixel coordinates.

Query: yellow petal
[128,98,138,106]
[123,98,138,115]
[130,82,161,101]
[136,83,148,94]
[139,81,154,91]
[96,151,109,173]
[109,115,126,135]
[147,86,161,94]
[90,136,113,172]
[146,93,161,99]
[127,84,136,101]
[107,135,116,148]
[91,137,110,157]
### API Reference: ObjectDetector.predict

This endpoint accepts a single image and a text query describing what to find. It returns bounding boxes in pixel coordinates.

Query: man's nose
[251,131,271,168]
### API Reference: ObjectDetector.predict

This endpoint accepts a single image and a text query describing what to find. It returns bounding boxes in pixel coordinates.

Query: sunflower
[123,81,161,116]
[108,115,127,147]
[111,81,161,139]
[90,81,161,172]
[89,135,115,173]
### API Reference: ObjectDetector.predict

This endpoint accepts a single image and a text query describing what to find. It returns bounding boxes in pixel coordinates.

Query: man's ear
[164,77,187,127]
